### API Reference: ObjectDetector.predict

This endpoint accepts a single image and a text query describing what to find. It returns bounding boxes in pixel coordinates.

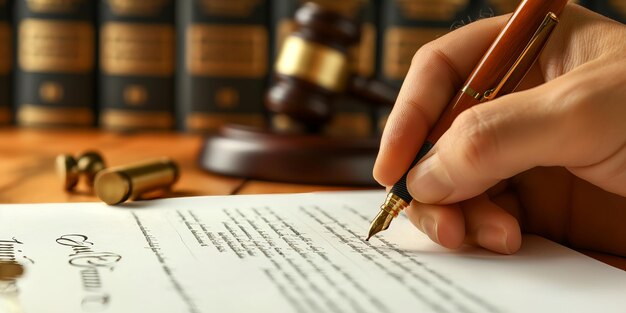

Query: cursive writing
[56,234,122,312]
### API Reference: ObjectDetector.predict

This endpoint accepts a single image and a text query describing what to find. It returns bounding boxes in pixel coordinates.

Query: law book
[481,0,523,14]
[594,0,626,23]
[376,0,470,133]
[14,0,96,127]
[98,0,175,131]
[271,0,377,137]
[177,0,269,132]
[0,0,11,124]
[480,1,596,16]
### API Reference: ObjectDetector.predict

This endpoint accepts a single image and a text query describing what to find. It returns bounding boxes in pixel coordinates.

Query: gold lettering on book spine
[383,27,448,80]
[101,23,174,76]
[107,0,168,16]
[39,81,64,103]
[187,25,267,78]
[395,0,467,21]
[26,0,83,13]
[215,88,240,109]
[0,23,10,74]
[299,0,365,16]
[123,85,148,106]
[100,109,173,130]
[18,105,93,126]
[19,19,94,73]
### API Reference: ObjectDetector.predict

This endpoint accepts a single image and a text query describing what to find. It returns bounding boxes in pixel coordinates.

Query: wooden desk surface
[0,128,367,203]
[0,128,624,271]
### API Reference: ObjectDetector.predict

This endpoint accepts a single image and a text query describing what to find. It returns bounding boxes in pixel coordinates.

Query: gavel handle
[347,76,398,107]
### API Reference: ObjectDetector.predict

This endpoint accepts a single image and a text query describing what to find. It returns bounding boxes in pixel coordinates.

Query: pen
[366,0,569,240]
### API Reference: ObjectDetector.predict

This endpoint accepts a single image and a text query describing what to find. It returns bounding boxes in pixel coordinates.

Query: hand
[373,4,626,258]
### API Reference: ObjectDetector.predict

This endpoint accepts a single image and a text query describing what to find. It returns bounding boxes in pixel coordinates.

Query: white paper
[0,191,624,313]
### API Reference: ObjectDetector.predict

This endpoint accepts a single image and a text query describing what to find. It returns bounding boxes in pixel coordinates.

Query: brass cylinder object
[56,151,106,190]
[56,154,80,190]
[94,158,179,205]
[77,151,106,188]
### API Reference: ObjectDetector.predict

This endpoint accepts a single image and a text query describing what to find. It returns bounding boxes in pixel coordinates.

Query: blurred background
[1,0,623,134]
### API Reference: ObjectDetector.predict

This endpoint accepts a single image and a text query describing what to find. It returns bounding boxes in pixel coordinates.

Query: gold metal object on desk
[76,151,106,188]
[94,158,179,205]
[56,151,106,190]
[0,262,24,281]
[56,154,80,190]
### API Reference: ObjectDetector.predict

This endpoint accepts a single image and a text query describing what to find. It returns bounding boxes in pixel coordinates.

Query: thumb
[406,73,626,204]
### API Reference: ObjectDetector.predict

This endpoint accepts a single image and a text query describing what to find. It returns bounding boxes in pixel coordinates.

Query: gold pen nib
[365,193,409,241]
[366,210,393,241]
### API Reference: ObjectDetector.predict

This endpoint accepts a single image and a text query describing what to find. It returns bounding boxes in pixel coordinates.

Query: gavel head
[265,2,360,133]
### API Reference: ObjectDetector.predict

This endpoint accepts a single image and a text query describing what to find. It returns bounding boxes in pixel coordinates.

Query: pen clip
[482,12,559,101]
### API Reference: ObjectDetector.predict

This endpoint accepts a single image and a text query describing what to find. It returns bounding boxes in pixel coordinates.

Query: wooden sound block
[198,125,380,186]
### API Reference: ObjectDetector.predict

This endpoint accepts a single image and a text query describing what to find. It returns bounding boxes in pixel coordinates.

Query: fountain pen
[366,0,569,240]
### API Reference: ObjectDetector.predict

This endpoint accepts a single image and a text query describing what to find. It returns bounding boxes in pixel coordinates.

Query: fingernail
[420,216,438,243]
[408,153,453,203]
[477,226,510,254]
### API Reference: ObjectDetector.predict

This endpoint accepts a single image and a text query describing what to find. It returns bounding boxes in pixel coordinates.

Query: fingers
[373,15,509,187]
[406,60,626,204]
[405,194,521,254]
[406,87,557,204]
[405,201,465,249]
[461,195,522,254]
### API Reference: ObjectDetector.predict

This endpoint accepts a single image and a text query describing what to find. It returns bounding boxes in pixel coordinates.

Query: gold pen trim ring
[461,85,481,99]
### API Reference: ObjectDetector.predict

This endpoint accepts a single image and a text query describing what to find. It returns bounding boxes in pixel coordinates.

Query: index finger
[373,15,510,187]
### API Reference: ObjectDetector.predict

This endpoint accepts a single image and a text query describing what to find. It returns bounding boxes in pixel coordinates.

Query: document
[0,191,625,313]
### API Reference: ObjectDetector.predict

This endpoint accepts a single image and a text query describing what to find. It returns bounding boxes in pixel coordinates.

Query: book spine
[271,0,377,137]
[14,0,96,127]
[177,0,269,132]
[480,0,521,15]
[595,0,626,23]
[98,0,175,131]
[0,0,11,124]
[376,0,469,133]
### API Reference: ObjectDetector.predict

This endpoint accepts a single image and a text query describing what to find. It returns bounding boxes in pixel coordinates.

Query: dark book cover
[479,0,521,15]
[177,0,269,132]
[478,0,592,15]
[378,0,471,88]
[376,0,470,133]
[14,0,96,127]
[479,1,598,17]
[98,0,175,131]
[271,0,377,137]
[595,0,626,23]
[0,0,11,124]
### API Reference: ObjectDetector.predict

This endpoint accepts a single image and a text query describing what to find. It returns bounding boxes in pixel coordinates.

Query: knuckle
[410,42,436,66]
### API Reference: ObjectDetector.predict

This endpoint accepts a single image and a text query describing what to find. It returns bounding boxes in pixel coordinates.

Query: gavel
[200,2,398,186]
[266,2,397,134]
